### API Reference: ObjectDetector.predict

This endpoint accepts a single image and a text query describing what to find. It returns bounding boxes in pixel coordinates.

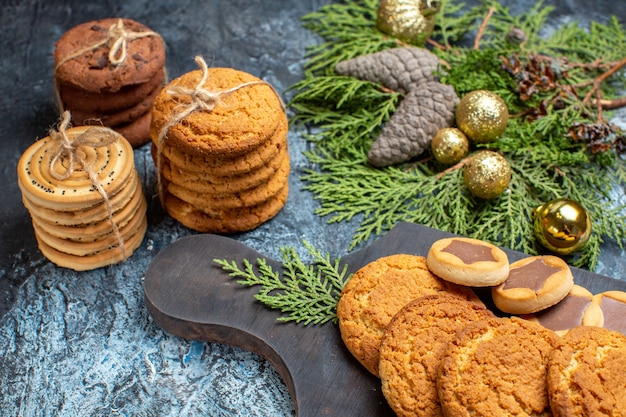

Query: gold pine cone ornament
[377,0,441,45]
[533,198,592,255]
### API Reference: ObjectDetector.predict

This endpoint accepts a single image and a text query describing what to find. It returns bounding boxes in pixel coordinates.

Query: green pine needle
[289,0,626,271]
[214,241,350,325]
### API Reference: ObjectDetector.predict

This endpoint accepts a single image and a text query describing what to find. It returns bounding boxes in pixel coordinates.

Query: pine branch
[214,242,350,325]
[289,0,626,272]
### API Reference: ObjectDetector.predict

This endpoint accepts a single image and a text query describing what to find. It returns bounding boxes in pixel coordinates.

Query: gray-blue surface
[1,0,625,416]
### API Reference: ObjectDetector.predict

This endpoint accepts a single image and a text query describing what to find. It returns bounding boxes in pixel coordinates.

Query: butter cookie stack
[54,18,166,148]
[17,116,147,271]
[150,58,289,233]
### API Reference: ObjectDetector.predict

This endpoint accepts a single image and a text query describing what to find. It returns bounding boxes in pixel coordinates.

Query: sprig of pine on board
[289,0,626,271]
[214,241,350,325]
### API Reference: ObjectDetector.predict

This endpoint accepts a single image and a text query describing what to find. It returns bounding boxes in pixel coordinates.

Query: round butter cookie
[32,197,146,256]
[162,183,288,234]
[336,254,481,376]
[159,145,287,195]
[18,121,148,270]
[426,237,509,287]
[522,284,603,336]
[379,294,495,417]
[593,291,626,335]
[547,326,626,417]
[20,171,141,226]
[492,255,574,314]
[54,18,166,93]
[150,66,285,158]
[164,156,290,210]
[28,186,145,242]
[437,317,557,417]
[35,216,147,271]
[17,126,135,210]
[156,116,286,176]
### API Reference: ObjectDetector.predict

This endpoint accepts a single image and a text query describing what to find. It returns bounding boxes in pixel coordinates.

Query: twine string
[49,111,127,259]
[154,55,282,206]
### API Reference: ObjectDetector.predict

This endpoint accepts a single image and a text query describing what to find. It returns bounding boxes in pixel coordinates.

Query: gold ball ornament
[463,150,511,199]
[456,90,509,143]
[376,0,441,45]
[533,198,592,255]
[431,128,469,165]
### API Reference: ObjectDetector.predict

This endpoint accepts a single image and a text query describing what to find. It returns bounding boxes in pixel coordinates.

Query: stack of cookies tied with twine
[53,18,166,148]
[17,111,148,271]
[150,56,289,233]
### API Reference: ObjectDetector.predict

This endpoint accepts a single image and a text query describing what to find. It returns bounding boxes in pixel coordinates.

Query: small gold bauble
[456,90,509,143]
[463,150,511,199]
[376,0,440,45]
[431,127,469,165]
[533,198,592,255]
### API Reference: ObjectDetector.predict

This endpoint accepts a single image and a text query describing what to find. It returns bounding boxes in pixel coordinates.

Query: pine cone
[334,47,460,167]
[368,82,459,167]
[334,47,440,94]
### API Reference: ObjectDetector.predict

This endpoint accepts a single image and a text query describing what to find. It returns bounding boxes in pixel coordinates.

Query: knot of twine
[54,18,164,111]
[155,55,284,206]
[106,18,153,66]
[49,111,127,259]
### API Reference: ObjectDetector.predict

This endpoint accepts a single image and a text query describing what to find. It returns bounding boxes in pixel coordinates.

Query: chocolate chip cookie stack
[17,117,147,271]
[53,18,166,148]
[150,57,289,233]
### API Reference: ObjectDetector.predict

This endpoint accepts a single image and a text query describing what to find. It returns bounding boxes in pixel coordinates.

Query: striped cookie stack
[17,123,147,271]
[150,62,289,233]
[53,18,166,148]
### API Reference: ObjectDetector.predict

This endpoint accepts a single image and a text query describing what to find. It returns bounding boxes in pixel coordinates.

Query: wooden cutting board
[143,222,626,416]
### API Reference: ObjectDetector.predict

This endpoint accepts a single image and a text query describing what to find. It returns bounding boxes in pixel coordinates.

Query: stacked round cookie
[54,18,166,148]
[150,63,289,233]
[17,124,147,271]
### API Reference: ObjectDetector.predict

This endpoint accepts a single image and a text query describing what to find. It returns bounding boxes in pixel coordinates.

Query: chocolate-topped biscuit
[492,255,574,314]
[426,237,509,287]
[523,285,603,336]
[594,291,626,335]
